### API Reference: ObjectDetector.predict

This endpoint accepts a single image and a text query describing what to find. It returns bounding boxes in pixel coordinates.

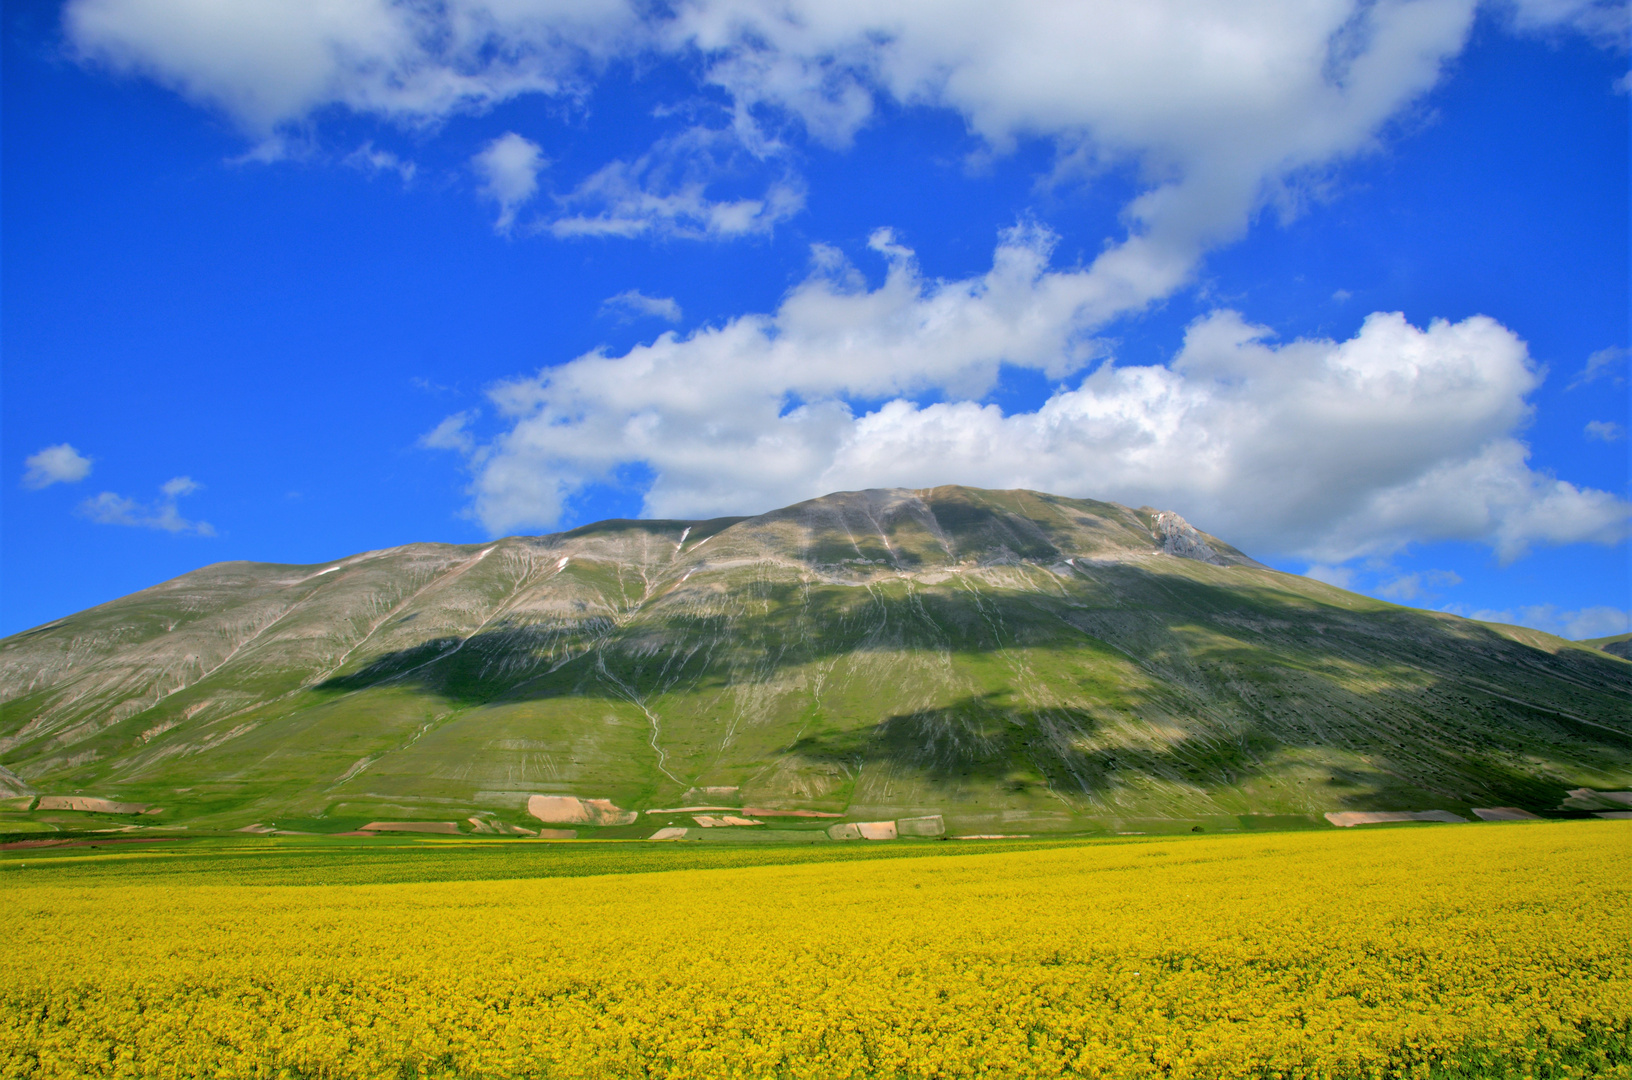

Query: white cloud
[1500,0,1630,45]
[601,290,683,323]
[1376,575,1420,600]
[159,475,197,498]
[1569,344,1629,389]
[432,228,1630,562]
[473,132,546,233]
[1586,419,1627,441]
[1331,438,1627,562]
[676,0,1486,308]
[1465,603,1631,640]
[550,169,804,241]
[420,411,479,455]
[1304,564,1357,589]
[1375,568,1462,601]
[344,140,415,183]
[547,127,804,240]
[78,476,215,535]
[65,0,644,136]
[68,0,1614,274]
[66,1,1631,560]
[21,444,93,489]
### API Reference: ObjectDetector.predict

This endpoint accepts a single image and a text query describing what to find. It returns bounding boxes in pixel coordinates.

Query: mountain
[2,486,1628,835]
[1584,632,1632,661]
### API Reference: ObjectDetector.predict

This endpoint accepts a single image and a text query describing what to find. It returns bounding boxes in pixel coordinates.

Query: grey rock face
[1152,511,1226,566]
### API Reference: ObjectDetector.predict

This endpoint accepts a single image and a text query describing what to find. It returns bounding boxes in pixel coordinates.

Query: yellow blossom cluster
[3,821,1628,1078]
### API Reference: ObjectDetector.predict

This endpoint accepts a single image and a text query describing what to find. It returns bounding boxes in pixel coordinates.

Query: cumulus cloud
[1465,603,1631,640]
[78,476,215,535]
[601,290,683,323]
[426,229,1630,562]
[473,132,546,233]
[21,444,93,489]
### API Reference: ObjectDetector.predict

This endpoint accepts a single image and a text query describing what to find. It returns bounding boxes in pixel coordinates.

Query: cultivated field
[3,821,1628,1079]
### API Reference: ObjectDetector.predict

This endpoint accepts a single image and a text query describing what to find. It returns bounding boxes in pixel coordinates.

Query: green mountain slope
[1584,632,1632,661]
[3,486,1628,834]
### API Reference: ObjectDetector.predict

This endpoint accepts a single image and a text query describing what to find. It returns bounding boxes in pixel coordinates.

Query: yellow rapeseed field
[3,821,1629,1079]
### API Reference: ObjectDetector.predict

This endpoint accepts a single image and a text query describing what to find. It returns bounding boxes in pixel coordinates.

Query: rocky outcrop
[1151,511,1226,565]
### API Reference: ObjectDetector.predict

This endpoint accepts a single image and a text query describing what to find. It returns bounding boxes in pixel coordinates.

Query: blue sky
[3,0,1628,639]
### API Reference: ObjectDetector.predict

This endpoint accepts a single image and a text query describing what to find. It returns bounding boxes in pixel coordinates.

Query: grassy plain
[3,820,1629,1079]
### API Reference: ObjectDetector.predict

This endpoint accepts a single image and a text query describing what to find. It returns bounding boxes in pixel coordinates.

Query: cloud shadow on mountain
[305,561,1632,813]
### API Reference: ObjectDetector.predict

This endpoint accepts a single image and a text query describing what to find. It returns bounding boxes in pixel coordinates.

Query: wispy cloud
[1502,0,1631,48]
[344,141,415,184]
[1376,569,1462,602]
[1585,419,1626,442]
[78,476,215,535]
[420,411,479,456]
[1463,603,1630,641]
[21,444,93,489]
[547,128,804,241]
[1568,345,1628,390]
[1303,564,1356,590]
[600,290,683,323]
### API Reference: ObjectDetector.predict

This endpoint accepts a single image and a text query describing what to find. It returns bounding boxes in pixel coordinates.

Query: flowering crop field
[3,822,1629,1079]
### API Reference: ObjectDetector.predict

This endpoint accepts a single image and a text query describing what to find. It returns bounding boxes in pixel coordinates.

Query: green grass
[0,812,1540,891]
[0,831,1112,889]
